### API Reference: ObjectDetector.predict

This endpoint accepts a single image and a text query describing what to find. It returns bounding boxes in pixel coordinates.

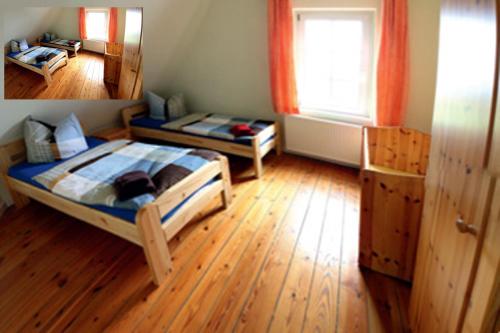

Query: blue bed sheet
[8,137,212,224]
[41,39,81,47]
[7,46,63,69]
[130,116,275,146]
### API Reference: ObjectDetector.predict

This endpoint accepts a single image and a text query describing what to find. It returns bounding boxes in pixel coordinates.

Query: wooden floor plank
[201,162,316,332]
[302,170,348,332]
[165,156,311,333]
[0,155,411,332]
[232,162,324,333]
[268,163,334,333]
[101,156,286,332]
[133,157,305,332]
[337,173,369,333]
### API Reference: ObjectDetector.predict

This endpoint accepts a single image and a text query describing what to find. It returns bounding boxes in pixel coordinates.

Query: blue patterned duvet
[33,140,220,211]
[8,46,63,68]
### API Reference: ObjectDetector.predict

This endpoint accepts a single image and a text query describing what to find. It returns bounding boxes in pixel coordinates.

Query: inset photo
[3,7,143,100]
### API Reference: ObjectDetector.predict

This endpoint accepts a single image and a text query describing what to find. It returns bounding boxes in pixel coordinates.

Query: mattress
[8,137,212,224]
[130,116,275,146]
[7,46,64,69]
[41,39,81,48]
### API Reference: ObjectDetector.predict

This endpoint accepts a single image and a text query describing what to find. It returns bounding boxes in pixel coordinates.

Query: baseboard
[284,148,360,170]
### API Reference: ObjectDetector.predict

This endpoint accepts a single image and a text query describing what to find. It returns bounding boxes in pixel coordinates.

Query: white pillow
[54,114,88,159]
[10,40,20,53]
[146,91,167,121]
[167,94,187,119]
[19,39,29,51]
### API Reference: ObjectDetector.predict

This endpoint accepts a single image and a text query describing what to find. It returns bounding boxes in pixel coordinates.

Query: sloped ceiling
[3,7,64,44]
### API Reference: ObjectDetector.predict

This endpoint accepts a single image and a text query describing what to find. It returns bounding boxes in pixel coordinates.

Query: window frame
[294,9,376,126]
[85,8,110,42]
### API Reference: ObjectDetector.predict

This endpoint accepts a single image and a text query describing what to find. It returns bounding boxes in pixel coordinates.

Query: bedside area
[92,127,131,141]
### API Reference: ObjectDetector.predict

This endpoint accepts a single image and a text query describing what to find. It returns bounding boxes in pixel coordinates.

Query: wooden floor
[4,51,116,100]
[0,154,411,332]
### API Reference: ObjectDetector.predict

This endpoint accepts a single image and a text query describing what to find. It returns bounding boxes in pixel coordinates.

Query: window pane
[86,12,107,40]
[297,13,373,119]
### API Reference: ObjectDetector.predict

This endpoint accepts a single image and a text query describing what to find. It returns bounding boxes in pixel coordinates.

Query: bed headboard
[4,38,39,56]
[0,139,27,173]
[0,116,89,173]
[122,103,149,129]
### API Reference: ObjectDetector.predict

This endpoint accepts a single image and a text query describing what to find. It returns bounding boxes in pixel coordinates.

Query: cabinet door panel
[409,0,498,331]
[118,8,143,99]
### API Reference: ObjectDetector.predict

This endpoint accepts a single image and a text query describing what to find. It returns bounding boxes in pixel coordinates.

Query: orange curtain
[376,0,409,126]
[268,0,299,115]
[109,8,118,43]
[79,8,87,40]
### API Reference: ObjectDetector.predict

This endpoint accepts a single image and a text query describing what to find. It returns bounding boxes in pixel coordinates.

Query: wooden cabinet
[104,42,123,85]
[117,8,143,100]
[359,127,431,281]
[409,0,499,331]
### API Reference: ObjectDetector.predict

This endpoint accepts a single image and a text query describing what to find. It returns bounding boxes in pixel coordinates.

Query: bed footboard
[42,51,69,86]
[136,156,232,285]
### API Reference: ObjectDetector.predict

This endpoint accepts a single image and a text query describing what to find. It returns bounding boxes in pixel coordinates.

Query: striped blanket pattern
[48,39,81,47]
[162,114,268,141]
[34,140,219,211]
[12,46,62,65]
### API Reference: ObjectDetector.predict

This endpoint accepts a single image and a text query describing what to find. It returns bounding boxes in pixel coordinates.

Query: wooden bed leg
[42,65,52,86]
[217,156,233,208]
[253,157,263,179]
[136,205,172,286]
[275,124,283,156]
[1,176,29,209]
[252,137,263,179]
[12,191,30,209]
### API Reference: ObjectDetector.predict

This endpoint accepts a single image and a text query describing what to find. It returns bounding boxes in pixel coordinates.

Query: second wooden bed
[122,103,282,178]
[0,138,232,286]
[39,38,82,56]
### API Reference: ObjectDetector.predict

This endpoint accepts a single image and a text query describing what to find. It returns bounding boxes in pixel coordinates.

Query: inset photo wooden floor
[0,154,411,332]
[4,51,117,100]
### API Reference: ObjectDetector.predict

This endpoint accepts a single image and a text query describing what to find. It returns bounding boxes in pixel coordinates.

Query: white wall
[406,0,440,133]
[2,7,63,44]
[164,0,274,120]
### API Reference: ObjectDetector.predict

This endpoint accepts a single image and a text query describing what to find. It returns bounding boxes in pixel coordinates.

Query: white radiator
[284,115,362,167]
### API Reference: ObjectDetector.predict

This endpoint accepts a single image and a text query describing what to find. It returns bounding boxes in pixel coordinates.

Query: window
[85,8,109,41]
[295,10,375,123]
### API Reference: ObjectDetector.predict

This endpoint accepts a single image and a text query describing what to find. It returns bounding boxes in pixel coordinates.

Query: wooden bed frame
[122,104,282,178]
[4,45,69,86]
[39,39,82,57]
[0,138,233,286]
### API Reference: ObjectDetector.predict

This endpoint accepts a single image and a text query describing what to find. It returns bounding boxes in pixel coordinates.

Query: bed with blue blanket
[122,103,282,178]
[5,45,68,85]
[40,38,82,56]
[0,136,232,286]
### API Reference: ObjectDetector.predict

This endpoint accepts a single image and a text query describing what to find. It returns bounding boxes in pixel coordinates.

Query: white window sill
[296,108,374,127]
[84,39,108,43]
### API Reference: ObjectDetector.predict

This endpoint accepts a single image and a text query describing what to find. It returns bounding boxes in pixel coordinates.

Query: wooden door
[409,0,498,332]
[117,8,143,99]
